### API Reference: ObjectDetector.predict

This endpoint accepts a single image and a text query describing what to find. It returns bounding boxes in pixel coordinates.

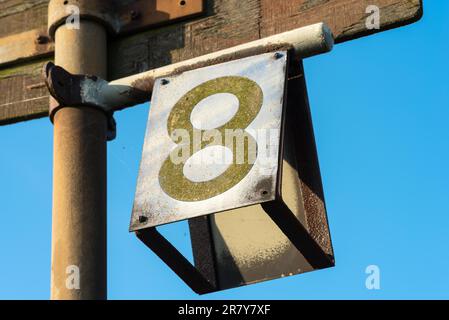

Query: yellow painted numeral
[159,76,263,201]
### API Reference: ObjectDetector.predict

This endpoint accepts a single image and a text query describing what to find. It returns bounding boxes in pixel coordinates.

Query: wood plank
[0,0,49,38]
[118,0,205,35]
[109,0,422,79]
[259,0,423,43]
[0,1,49,124]
[109,0,262,78]
[0,58,49,125]
[0,28,53,67]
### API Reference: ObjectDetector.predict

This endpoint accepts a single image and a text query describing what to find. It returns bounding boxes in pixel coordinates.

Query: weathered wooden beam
[108,0,423,79]
[118,0,205,35]
[0,58,49,125]
[0,0,49,39]
[259,0,423,43]
[0,28,53,67]
[0,0,423,125]
[0,0,50,124]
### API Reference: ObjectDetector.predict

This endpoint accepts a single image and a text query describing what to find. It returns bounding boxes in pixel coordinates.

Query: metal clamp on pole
[47,0,119,141]
[43,62,117,141]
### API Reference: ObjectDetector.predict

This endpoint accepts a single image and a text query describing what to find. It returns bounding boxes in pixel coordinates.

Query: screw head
[130,10,141,20]
[138,216,148,223]
[274,52,284,59]
[36,35,49,45]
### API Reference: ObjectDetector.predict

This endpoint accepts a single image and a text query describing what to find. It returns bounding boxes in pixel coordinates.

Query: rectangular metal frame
[137,55,334,294]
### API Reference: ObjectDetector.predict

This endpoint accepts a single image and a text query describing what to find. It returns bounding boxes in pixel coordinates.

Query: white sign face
[130,51,288,230]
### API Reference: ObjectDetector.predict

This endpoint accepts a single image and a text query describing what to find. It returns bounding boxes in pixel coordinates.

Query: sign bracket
[42,23,334,142]
[129,50,334,294]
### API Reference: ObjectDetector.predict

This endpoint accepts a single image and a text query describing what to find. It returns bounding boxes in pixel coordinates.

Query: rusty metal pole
[48,1,110,300]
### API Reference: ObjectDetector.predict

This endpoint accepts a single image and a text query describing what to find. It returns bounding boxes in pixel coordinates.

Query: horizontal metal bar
[45,22,334,113]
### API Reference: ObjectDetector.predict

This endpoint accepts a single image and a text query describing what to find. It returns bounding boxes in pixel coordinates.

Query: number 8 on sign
[159,76,263,202]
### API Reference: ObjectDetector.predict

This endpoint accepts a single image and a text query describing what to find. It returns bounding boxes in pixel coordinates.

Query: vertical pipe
[51,21,107,300]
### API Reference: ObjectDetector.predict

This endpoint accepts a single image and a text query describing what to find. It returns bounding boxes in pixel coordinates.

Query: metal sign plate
[131,51,288,230]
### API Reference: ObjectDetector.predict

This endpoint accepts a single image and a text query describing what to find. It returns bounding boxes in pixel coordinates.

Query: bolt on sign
[132,50,335,293]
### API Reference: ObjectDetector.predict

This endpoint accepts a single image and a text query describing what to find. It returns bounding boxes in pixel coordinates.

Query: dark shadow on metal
[188,216,221,289]
[189,215,246,289]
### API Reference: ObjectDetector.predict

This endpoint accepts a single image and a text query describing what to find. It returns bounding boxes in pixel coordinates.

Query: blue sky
[0,1,448,300]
